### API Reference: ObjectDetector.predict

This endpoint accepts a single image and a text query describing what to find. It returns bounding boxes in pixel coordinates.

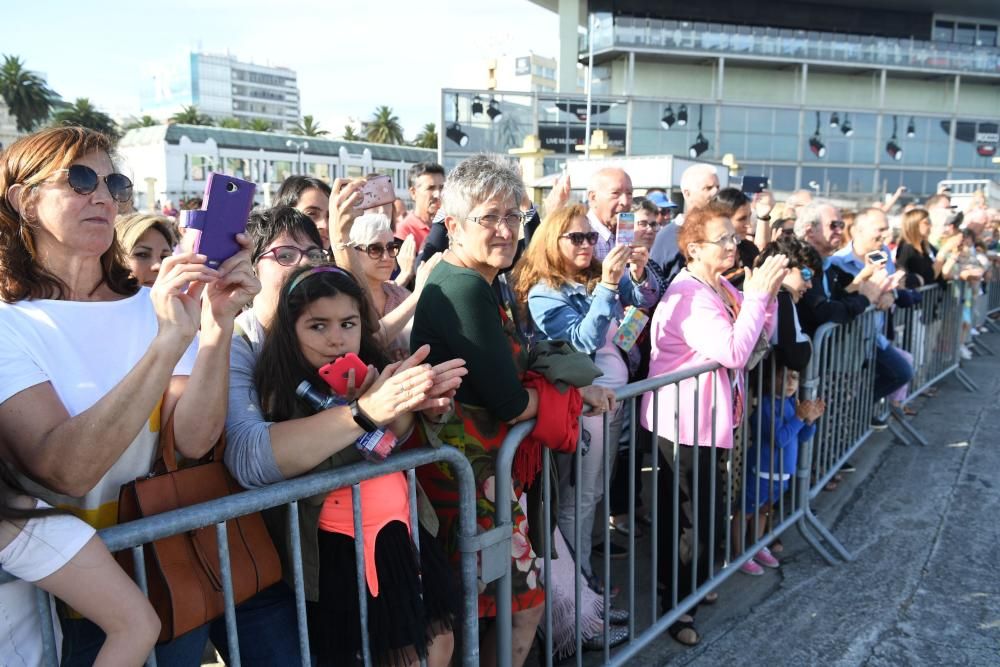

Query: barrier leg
[955,368,979,392]
[794,514,840,566]
[801,508,856,562]
[888,406,929,447]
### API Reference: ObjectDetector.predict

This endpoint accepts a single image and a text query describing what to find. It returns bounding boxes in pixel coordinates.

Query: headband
[286,265,354,295]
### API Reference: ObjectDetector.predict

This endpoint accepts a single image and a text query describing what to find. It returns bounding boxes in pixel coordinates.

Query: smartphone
[319,353,369,396]
[741,176,769,195]
[615,212,635,246]
[181,174,256,269]
[866,250,888,264]
[353,174,396,211]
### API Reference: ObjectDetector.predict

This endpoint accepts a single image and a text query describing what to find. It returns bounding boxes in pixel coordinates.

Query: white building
[0,99,20,150]
[140,52,301,130]
[117,124,436,211]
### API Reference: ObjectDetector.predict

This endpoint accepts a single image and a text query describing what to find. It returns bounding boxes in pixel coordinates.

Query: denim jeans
[61,582,301,667]
[874,344,914,401]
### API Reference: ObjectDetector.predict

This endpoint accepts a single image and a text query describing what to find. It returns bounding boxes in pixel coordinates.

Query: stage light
[661,104,675,130]
[471,96,483,116]
[809,135,827,158]
[486,98,502,121]
[446,123,469,147]
[886,139,903,160]
[841,115,854,136]
[829,112,840,128]
[689,133,709,158]
[677,104,688,126]
[906,116,916,138]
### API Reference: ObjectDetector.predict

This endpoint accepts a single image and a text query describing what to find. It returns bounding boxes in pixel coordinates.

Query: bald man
[650,163,720,278]
[586,167,634,261]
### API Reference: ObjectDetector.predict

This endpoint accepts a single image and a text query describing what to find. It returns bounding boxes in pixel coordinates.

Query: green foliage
[52,97,119,139]
[0,55,56,132]
[341,124,361,142]
[170,105,214,126]
[290,114,328,137]
[245,118,274,132]
[412,122,438,149]
[364,105,404,145]
[218,117,243,129]
[122,115,158,131]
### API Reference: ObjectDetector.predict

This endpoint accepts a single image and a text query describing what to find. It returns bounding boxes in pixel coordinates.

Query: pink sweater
[639,270,776,448]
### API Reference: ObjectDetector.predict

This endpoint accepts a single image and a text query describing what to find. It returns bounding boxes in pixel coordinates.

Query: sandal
[824,479,839,492]
[701,591,719,605]
[769,538,784,554]
[901,405,918,417]
[669,615,700,646]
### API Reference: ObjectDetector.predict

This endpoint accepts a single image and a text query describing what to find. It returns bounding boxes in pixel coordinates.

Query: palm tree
[245,118,274,132]
[412,122,438,149]
[52,98,119,139]
[218,117,243,129]
[342,124,361,142]
[122,115,158,131]
[290,114,328,137]
[0,55,56,132]
[364,106,404,145]
[170,105,214,126]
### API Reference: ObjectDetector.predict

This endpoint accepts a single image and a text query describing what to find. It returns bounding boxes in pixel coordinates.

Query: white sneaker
[960,346,973,360]
[969,328,980,337]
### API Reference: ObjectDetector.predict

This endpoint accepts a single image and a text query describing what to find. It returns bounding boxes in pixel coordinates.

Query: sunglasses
[561,231,600,247]
[54,165,133,203]
[800,267,814,282]
[780,227,796,236]
[358,241,402,260]
[829,219,847,230]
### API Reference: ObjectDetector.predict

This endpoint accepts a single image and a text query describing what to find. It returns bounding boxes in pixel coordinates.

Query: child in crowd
[0,466,159,666]
[741,367,825,575]
[252,264,460,667]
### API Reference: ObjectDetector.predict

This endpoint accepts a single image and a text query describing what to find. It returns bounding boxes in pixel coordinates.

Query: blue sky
[2,0,558,137]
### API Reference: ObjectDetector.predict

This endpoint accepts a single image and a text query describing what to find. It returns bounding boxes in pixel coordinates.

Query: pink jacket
[639,270,777,448]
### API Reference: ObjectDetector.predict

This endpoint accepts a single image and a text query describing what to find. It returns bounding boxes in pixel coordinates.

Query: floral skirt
[412,401,545,618]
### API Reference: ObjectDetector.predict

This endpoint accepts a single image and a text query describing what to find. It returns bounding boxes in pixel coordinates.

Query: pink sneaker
[740,558,764,576]
[754,546,780,569]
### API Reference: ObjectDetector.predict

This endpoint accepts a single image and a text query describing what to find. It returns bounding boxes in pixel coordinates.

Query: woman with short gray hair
[410,155,613,667]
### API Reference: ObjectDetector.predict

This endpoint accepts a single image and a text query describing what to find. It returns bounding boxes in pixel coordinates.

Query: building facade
[440,1,999,198]
[141,52,301,130]
[118,124,435,211]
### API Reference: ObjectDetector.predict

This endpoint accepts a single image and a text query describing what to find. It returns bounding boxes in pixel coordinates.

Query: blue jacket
[748,395,816,479]
[527,270,660,356]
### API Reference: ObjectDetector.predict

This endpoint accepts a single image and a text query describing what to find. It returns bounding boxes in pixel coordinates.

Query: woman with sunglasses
[0,127,288,665]
[513,203,659,596]
[349,212,442,360]
[639,201,786,647]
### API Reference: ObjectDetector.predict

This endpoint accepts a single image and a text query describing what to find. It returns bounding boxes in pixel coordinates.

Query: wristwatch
[758,214,771,221]
[349,400,378,432]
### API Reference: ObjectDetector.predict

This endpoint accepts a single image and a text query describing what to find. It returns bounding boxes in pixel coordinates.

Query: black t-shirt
[895,241,938,288]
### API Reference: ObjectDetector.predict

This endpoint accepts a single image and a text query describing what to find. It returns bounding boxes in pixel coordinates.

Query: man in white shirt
[586,167,633,261]
[650,163,720,274]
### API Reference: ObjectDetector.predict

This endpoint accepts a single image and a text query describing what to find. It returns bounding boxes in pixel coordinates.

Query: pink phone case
[182,174,256,269]
[354,175,395,211]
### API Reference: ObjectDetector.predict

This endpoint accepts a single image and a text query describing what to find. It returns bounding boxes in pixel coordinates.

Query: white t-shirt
[0,288,198,527]
[0,501,96,666]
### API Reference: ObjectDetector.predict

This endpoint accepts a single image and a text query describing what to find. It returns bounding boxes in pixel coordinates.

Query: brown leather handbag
[117,415,282,643]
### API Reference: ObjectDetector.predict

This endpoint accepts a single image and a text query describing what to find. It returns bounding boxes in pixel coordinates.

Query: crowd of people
[0,124,997,667]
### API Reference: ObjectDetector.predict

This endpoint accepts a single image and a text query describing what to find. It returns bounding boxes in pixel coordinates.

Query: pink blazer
[639,270,777,448]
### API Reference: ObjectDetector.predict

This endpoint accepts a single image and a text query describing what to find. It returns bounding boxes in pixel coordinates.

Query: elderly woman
[640,201,786,647]
[0,127,297,665]
[349,212,441,360]
[410,155,613,667]
[114,212,178,286]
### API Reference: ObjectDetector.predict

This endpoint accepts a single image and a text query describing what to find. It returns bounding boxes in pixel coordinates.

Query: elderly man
[794,202,883,337]
[924,193,954,247]
[650,163,720,276]
[585,167,634,261]
[830,208,914,419]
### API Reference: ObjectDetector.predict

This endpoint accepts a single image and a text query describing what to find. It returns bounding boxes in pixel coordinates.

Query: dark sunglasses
[358,241,402,260]
[561,231,600,247]
[55,164,133,203]
[800,267,814,282]
[780,227,796,236]
[829,219,846,230]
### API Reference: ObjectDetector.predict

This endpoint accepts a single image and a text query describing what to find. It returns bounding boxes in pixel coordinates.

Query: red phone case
[319,354,369,396]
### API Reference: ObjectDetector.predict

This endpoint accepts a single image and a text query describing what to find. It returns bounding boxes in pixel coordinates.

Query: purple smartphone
[181,174,256,269]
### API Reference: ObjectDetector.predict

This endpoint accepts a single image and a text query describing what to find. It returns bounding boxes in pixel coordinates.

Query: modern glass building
[440,1,999,198]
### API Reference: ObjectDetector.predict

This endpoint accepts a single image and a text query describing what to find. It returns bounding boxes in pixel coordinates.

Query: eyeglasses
[560,231,600,247]
[52,165,133,203]
[702,234,738,248]
[258,245,328,266]
[357,241,402,260]
[829,219,847,230]
[780,227,796,236]
[467,212,525,231]
[636,220,660,230]
[800,267,814,282]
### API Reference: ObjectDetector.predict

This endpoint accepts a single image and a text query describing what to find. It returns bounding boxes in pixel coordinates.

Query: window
[978,26,997,47]
[933,20,953,43]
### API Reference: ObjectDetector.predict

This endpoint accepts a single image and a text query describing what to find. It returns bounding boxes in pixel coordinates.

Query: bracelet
[334,241,354,251]
[600,281,619,291]
[758,214,771,222]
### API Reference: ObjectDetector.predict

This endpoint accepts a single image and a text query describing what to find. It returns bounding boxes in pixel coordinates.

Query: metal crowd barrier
[488,355,828,666]
[1,446,482,667]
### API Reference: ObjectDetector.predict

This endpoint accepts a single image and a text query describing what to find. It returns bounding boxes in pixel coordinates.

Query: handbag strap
[159,405,226,472]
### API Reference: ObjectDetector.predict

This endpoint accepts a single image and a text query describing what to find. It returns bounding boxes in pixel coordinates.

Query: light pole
[584,13,596,159]
[286,139,309,175]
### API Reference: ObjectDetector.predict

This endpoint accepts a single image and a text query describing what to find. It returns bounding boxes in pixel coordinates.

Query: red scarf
[515,371,582,486]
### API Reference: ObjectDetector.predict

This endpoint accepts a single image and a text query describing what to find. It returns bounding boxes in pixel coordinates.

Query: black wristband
[349,400,378,432]
[758,214,771,221]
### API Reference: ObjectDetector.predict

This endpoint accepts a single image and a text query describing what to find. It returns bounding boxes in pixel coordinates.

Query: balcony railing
[580,16,1000,77]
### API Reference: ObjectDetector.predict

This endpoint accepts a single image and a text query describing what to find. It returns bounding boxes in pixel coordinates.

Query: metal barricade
[1,446,482,667]
[488,355,829,666]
